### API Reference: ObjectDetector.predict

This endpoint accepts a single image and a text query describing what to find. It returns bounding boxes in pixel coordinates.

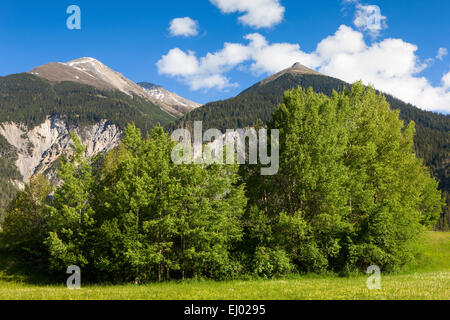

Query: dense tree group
[2,126,246,282]
[0,84,443,282]
[240,83,443,274]
[168,74,450,228]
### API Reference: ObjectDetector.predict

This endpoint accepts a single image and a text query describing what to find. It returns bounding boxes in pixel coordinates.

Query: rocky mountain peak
[29,58,200,117]
[259,62,322,86]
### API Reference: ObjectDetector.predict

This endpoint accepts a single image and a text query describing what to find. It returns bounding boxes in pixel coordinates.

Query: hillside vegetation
[0,73,175,130]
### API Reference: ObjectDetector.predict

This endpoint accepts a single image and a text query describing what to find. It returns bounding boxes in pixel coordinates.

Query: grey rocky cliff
[0,116,122,187]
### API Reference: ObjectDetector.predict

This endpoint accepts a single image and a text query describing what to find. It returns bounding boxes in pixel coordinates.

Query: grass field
[0,232,448,300]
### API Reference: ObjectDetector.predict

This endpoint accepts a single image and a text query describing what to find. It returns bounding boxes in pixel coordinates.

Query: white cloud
[156,45,242,91]
[437,47,448,61]
[245,33,317,74]
[209,0,285,29]
[157,25,450,113]
[190,74,239,91]
[312,26,449,113]
[353,4,387,38]
[169,17,199,37]
[156,48,199,76]
[443,72,450,89]
[156,34,311,91]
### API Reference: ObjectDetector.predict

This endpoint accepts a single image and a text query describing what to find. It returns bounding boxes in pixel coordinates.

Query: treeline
[0,85,443,282]
[167,73,450,229]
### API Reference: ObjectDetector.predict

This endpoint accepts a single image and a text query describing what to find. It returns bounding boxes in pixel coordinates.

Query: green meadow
[0,232,448,300]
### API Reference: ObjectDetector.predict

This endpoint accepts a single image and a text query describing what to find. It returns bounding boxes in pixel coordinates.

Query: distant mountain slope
[167,63,449,194]
[30,57,198,117]
[30,57,152,99]
[138,82,201,116]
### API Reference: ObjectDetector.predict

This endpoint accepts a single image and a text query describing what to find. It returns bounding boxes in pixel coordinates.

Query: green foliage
[92,124,247,282]
[252,246,294,278]
[1,125,246,282]
[44,133,96,272]
[0,135,21,219]
[241,84,443,275]
[0,84,443,282]
[1,175,51,257]
[167,73,450,228]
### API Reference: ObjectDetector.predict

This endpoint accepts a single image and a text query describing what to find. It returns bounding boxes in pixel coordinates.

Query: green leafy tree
[93,124,247,282]
[243,83,443,274]
[44,133,96,273]
[1,174,51,257]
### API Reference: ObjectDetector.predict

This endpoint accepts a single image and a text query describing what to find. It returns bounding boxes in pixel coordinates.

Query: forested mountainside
[167,72,449,195]
[0,73,175,130]
[0,73,176,217]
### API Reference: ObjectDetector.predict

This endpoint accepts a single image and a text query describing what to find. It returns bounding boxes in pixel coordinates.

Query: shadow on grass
[0,249,58,285]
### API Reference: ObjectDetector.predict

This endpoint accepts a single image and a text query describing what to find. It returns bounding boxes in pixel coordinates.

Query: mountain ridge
[138,82,201,116]
[259,62,323,86]
[30,57,200,117]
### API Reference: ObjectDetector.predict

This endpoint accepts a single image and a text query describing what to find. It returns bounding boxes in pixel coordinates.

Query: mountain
[260,62,322,85]
[30,57,150,99]
[167,62,450,199]
[138,82,201,116]
[30,57,200,117]
[0,58,200,216]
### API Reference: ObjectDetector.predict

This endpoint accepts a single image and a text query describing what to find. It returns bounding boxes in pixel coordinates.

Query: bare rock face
[0,116,122,186]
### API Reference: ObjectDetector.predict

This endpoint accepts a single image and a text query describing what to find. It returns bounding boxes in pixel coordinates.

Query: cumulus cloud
[156,48,199,76]
[157,25,450,113]
[169,17,199,37]
[443,72,450,89]
[156,34,311,91]
[209,0,285,29]
[156,46,241,90]
[312,26,449,113]
[437,47,448,61]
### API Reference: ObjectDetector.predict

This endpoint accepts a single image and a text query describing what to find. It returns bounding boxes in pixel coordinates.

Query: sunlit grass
[0,272,448,300]
[0,232,448,300]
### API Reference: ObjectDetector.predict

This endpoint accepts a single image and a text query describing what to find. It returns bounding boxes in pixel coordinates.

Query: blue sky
[1,0,449,113]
